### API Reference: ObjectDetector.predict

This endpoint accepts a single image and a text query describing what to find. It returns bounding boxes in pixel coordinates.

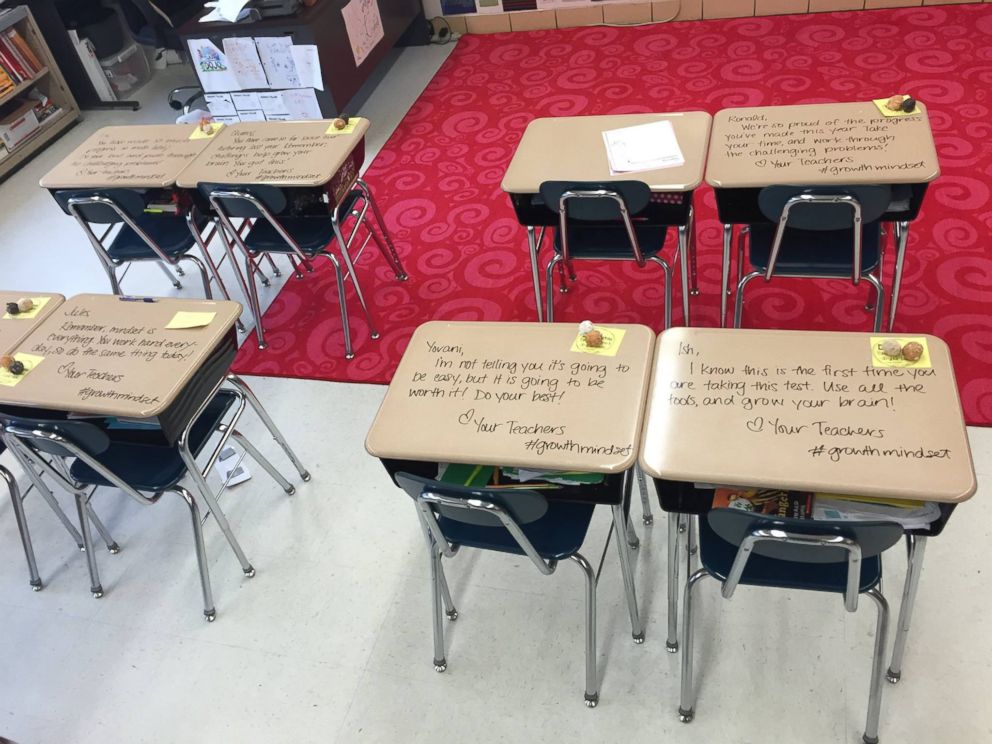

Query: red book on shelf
[0,44,24,83]
[5,29,41,73]
[0,34,33,77]
[0,38,28,80]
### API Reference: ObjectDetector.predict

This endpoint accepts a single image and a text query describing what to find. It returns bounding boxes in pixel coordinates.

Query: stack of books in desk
[0,26,42,94]
[713,487,939,529]
[438,464,603,489]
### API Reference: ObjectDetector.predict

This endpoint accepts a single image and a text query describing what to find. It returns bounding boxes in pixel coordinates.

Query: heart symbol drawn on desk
[745,416,764,433]
[755,159,767,168]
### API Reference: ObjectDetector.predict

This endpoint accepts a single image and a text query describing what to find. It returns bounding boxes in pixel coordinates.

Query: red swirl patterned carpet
[231,4,992,425]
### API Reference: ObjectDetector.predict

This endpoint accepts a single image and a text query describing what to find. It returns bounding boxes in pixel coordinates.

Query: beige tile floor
[0,41,989,744]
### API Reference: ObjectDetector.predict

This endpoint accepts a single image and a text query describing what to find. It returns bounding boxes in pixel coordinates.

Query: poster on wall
[341,0,384,66]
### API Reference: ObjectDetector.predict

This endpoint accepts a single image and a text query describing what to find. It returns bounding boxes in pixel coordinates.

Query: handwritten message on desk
[365,322,655,473]
[39,126,214,189]
[640,328,975,503]
[707,102,939,187]
[177,119,369,188]
[0,295,241,419]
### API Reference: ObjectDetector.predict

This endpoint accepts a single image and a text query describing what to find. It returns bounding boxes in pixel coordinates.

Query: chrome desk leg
[430,545,447,672]
[74,494,103,598]
[667,513,681,652]
[227,374,310,482]
[231,431,294,494]
[527,225,544,322]
[863,588,890,744]
[688,205,699,296]
[679,569,712,722]
[331,219,380,341]
[3,466,42,590]
[571,552,599,707]
[156,261,182,289]
[677,223,691,326]
[887,535,927,683]
[888,220,910,332]
[612,502,645,643]
[720,224,732,328]
[173,486,216,621]
[636,465,653,525]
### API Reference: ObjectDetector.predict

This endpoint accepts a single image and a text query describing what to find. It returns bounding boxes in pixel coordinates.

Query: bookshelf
[0,6,79,180]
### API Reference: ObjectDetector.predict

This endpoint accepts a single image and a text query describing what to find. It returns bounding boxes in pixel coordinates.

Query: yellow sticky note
[872,97,921,118]
[166,311,216,330]
[0,353,43,387]
[325,118,359,136]
[570,327,626,357]
[189,123,224,140]
[3,296,50,320]
[870,336,931,368]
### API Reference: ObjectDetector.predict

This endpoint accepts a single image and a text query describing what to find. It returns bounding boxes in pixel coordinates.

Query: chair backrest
[199,183,288,220]
[52,189,147,224]
[395,471,555,572]
[707,507,903,610]
[539,180,651,222]
[758,185,892,230]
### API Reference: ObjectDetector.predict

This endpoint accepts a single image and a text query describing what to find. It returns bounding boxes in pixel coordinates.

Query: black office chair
[679,508,902,744]
[395,472,611,706]
[539,180,673,327]
[733,184,891,331]
[203,181,407,358]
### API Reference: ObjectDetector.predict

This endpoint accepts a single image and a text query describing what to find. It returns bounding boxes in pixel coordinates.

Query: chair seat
[553,223,669,260]
[69,391,238,492]
[244,190,363,255]
[439,499,595,561]
[106,213,205,262]
[748,222,881,276]
[698,517,883,594]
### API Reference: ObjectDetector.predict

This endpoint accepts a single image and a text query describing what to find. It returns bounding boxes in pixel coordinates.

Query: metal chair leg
[181,255,214,300]
[648,256,673,330]
[173,486,217,621]
[677,223,691,325]
[612,503,645,643]
[545,255,562,323]
[231,430,295,494]
[437,555,458,620]
[85,502,120,553]
[326,224,380,340]
[430,546,447,672]
[635,466,653,526]
[720,224,733,327]
[863,587,890,744]
[667,512,682,652]
[156,261,183,289]
[74,495,103,598]
[569,552,599,707]
[3,466,42,590]
[357,178,408,280]
[688,205,699,296]
[888,220,909,331]
[679,569,711,722]
[8,445,85,549]
[887,535,927,683]
[263,253,282,277]
[865,273,885,333]
[324,253,355,359]
[243,255,268,349]
[527,226,544,322]
[733,272,762,328]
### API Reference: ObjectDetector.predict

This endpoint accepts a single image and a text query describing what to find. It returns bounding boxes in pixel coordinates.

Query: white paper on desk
[259,91,289,117]
[187,38,240,93]
[237,109,266,122]
[255,37,302,89]
[602,120,685,175]
[290,44,324,91]
[223,37,269,90]
[341,0,384,67]
[231,91,262,111]
[202,0,252,22]
[212,114,243,125]
[281,88,323,121]
[205,92,237,116]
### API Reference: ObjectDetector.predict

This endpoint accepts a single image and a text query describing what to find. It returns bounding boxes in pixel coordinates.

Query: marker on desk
[119,296,157,303]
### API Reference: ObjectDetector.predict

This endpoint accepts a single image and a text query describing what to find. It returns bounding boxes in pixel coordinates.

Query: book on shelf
[4,28,42,73]
[712,487,814,519]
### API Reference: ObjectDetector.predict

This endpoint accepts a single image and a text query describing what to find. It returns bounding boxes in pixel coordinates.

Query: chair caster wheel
[584,694,599,708]
[433,659,447,673]
[30,580,42,591]
[301,471,312,482]
[446,609,458,621]
[91,586,104,599]
[108,543,121,554]
[679,707,694,723]
[886,669,901,684]
[642,515,654,526]
[285,486,296,495]
[666,641,679,653]
[632,633,645,644]
[243,566,256,578]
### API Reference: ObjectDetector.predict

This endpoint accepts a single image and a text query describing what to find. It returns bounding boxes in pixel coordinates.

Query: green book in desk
[439,463,495,488]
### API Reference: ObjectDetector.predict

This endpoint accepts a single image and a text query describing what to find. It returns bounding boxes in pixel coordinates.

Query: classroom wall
[435,0,987,33]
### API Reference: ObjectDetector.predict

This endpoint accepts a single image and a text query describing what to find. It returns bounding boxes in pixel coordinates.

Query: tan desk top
[639,328,975,503]
[0,292,64,355]
[0,294,241,419]
[366,321,656,473]
[175,118,371,188]
[501,112,712,193]
[705,101,940,188]
[40,125,217,190]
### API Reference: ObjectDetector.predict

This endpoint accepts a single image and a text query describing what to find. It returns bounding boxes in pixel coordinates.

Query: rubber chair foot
[284,486,296,496]
[863,736,879,744]
[301,471,312,482]
[666,640,679,653]
[642,515,654,526]
[632,632,645,644]
[584,693,599,708]
[446,609,458,621]
[91,585,104,599]
[433,658,447,673]
[679,707,694,723]
[627,539,640,550]
[204,609,217,622]
[243,566,256,578]
[258,343,269,351]
[108,543,121,554]
[345,353,355,360]
[690,289,700,296]
[396,273,408,281]
[29,579,42,591]
[886,669,901,684]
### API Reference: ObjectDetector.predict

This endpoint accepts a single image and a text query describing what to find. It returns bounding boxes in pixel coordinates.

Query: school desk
[501,113,713,325]
[706,101,940,330]
[639,326,975,673]
[0,292,64,355]
[366,320,657,638]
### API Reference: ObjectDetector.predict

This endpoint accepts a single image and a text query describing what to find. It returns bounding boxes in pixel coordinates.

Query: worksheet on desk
[603,120,685,175]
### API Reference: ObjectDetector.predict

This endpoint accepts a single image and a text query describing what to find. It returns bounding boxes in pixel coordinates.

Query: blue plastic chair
[395,472,605,706]
[539,180,674,327]
[733,184,892,331]
[679,508,902,744]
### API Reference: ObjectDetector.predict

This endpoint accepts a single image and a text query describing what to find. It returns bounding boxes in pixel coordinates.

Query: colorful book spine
[5,29,42,73]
